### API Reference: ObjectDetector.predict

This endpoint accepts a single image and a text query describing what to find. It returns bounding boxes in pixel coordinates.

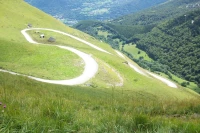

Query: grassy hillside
[1,73,200,132]
[0,0,200,132]
[123,44,152,61]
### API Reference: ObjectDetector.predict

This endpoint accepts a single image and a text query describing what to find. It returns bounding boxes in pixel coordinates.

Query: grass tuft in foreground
[0,73,200,132]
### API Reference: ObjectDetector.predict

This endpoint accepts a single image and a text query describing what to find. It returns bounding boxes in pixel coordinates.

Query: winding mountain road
[0,28,106,85]
[0,27,177,88]
[22,28,112,54]
[146,71,177,88]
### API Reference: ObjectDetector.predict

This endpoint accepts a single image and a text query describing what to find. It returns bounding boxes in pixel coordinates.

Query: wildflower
[0,102,2,105]
[3,105,6,108]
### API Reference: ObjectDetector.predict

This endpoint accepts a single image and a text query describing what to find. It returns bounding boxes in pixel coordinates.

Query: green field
[1,73,200,132]
[0,39,84,80]
[0,0,200,132]
[98,30,112,39]
[123,44,152,61]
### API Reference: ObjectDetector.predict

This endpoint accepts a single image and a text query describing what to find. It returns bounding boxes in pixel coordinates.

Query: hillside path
[0,28,101,85]
[115,50,177,88]
[22,28,112,54]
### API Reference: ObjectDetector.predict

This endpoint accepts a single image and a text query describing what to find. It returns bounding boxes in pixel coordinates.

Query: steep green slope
[0,0,200,132]
[1,0,197,102]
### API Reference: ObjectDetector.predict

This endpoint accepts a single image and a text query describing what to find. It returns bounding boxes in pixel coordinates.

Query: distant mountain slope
[74,0,200,89]
[135,9,200,86]
[74,0,200,39]
[25,0,167,25]
[112,0,200,25]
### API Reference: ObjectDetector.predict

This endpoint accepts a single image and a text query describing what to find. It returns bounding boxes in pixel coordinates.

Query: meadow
[1,73,200,132]
[123,44,152,61]
[0,0,200,132]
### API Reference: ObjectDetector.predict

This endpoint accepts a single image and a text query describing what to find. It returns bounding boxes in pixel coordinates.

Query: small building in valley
[27,23,32,28]
[48,37,56,42]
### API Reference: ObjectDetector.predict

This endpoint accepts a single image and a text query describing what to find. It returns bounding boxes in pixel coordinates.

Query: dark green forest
[107,0,200,40]
[135,9,200,86]
[74,0,200,43]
